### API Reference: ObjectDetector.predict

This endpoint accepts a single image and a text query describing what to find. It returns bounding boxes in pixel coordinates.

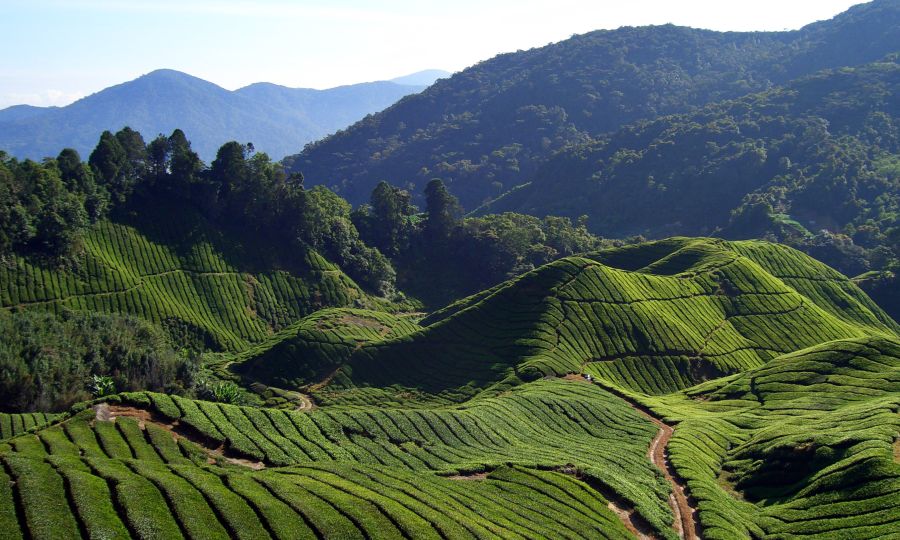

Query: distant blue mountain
[389,69,451,86]
[0,104,60,123]
[0,69,442,161]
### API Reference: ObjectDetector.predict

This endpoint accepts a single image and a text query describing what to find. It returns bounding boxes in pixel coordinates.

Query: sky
[0,0,866,109]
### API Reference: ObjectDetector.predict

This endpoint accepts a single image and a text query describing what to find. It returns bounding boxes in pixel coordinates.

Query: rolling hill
[0,69,438,162]
[300,238,897,405]
[284,0,900,210]
[1,237,897,538]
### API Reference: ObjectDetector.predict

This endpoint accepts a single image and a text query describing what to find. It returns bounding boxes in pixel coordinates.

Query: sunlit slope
[328,238,897,401]
[0,210,379,351]
[0,378,673,539]
[0,413,61,440]
[650,335,900,538]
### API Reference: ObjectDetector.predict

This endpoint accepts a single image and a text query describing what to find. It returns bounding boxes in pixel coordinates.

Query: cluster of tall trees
[0,149,102,261]
[1,124,608,307]
[353,179,606,305]
[0,127,395,293]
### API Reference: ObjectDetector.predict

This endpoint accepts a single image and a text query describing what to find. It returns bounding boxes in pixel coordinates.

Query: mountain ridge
[0,68,442,161]
[285,0,900,209]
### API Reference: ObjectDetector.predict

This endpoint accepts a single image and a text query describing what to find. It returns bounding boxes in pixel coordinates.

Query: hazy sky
[1,0,865,109]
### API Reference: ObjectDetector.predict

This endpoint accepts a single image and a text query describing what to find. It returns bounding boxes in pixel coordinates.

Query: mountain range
[0,68,450,161]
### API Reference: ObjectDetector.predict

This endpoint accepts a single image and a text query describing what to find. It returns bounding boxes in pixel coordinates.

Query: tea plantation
[0,210,385,352]
[646,336,900,538]
[2,237,898,538]
[313,238,897,404]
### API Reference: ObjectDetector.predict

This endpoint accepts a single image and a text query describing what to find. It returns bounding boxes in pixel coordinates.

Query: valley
[1,1,899,538]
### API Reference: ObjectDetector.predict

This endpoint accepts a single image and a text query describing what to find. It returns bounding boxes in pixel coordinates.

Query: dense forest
[483,59,900,279]
[285,0,900,210]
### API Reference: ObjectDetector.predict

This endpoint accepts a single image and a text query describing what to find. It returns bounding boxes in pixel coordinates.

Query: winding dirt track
[564,375,700,539]
[643,409,699,539]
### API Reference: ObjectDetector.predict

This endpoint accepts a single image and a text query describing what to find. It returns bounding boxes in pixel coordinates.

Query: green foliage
[355,180,609,306]
[854,270,900,322]
[351,180,417,257]
[300,186,396,295]
[329,238,897,402]
[0,151,97,262]
[423,179,461,246]
[485,59,900,288]
[0,310,194,412]
[88,375,115,398]
[198,380,246,405]
[286,2,900,210]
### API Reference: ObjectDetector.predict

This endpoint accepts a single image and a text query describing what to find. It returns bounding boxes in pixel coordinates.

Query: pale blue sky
[1,0,864,109]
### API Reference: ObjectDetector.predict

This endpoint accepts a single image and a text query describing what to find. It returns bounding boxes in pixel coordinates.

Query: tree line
[0,127,395,293]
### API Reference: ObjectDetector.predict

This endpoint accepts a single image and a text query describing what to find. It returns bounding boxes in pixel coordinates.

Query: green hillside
[0,207,384,352]
[0,237,898,538]
[644,335,900,538]
[232,308,422,389]
[286,0,900,210]
[481,60,900,272]
[316,238,897,404]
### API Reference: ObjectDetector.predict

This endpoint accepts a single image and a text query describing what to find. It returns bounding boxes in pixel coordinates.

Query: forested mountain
[0,69,430,161]
[285,0,900,210]
[482,59,900,272]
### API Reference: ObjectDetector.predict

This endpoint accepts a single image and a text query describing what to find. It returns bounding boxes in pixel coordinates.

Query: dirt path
[644,412,698,539]
[562,375,701,539]
[591,379,700,539]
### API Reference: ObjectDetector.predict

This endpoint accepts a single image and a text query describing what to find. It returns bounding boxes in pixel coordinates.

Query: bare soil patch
[93,403,265,470]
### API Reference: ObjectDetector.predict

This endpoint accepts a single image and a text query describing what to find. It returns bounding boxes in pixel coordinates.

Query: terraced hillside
[315,238,897,404]
[0,377,675,539]
[2,237,898,538]
[2,336,897,539]
[0,208,386,351]
[643,336,900,538]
